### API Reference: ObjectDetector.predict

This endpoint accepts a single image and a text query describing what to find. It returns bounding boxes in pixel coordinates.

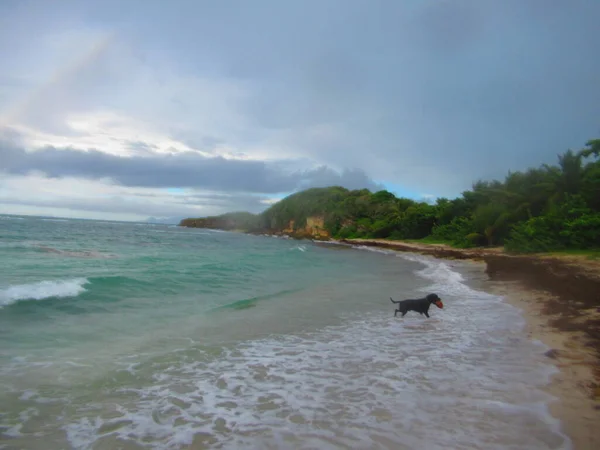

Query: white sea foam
[0,407,39,438]
[60,309,570,450]
[0,278,89,307]
[0,215,24,220]
[40,218,70,223]
[312,239,347,246]
[2,250,571,449]
[396,252,497,299]
[351,244,398,256]
[146,229,180,234]
[57,257,571,450]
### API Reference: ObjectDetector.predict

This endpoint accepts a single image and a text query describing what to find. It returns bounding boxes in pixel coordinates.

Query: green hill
[179,211,259,231]
[180,138,600,253]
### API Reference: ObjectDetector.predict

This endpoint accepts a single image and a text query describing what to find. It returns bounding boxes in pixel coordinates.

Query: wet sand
[341,239,600,450]
[461,261,599,450]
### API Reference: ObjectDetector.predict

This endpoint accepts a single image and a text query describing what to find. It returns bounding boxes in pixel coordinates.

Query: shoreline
[341,238,600,449]
[184,229,600,445]
[457,260,598,450]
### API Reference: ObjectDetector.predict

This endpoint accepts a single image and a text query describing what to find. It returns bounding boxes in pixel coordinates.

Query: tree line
[180,138,600,253]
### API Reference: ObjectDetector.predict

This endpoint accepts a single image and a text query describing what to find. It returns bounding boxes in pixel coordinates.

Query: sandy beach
[341,239,600,450]
[464,261,599,450]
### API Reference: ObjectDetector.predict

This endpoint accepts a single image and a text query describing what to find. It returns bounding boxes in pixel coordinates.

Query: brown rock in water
[544,349,560,359]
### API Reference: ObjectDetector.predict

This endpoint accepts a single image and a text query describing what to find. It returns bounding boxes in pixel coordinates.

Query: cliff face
[306,216,329,239]
[265,216,330,240]
[179,214,331,240]
[279,216,330,240]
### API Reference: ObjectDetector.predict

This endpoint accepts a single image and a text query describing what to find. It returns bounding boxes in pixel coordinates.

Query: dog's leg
[424,311,430,318]
[401,311,407,317]
[394,309,398,317]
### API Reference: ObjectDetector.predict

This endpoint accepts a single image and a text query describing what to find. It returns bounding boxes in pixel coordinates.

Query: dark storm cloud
[1,0,599,204]
[90,0,597,196]
[0,141,383,194]
[116,0,597,195]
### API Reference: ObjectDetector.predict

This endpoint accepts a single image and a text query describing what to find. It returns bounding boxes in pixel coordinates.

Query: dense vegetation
[179,212,258,230]
[181,139,600,253]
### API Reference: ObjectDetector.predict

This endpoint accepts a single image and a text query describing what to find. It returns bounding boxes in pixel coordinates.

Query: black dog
[390,293,444,318]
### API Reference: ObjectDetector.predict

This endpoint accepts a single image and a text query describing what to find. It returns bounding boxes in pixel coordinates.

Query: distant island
[180,139,600,255]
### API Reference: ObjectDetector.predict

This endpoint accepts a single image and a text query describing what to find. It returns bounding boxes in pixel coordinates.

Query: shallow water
[0,215,570,449]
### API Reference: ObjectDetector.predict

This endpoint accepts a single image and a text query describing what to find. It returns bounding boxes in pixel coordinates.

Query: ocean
[0,215,570,449]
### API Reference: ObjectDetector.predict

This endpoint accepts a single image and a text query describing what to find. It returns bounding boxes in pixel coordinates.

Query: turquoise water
[0,216,419,359]
[0,215,570,449]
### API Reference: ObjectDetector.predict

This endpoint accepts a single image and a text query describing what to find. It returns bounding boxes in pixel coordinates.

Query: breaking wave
[0,279,89,307]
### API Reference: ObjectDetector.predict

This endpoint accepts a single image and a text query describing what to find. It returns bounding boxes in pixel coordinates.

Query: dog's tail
[390,297,400,304]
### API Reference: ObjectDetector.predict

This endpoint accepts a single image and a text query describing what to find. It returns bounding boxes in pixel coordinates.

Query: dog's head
[426,293,444,309]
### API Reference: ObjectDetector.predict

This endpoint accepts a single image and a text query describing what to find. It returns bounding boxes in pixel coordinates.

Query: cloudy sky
[1,0,599,222]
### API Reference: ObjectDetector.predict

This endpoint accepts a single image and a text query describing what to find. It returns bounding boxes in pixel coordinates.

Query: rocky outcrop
[284,217,330,240]
[264,216,331,240]
[180,214,332,240]
[306,216,329,239]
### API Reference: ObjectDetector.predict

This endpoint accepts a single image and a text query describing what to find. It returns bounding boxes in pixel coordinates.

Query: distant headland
[180,138,600,256]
